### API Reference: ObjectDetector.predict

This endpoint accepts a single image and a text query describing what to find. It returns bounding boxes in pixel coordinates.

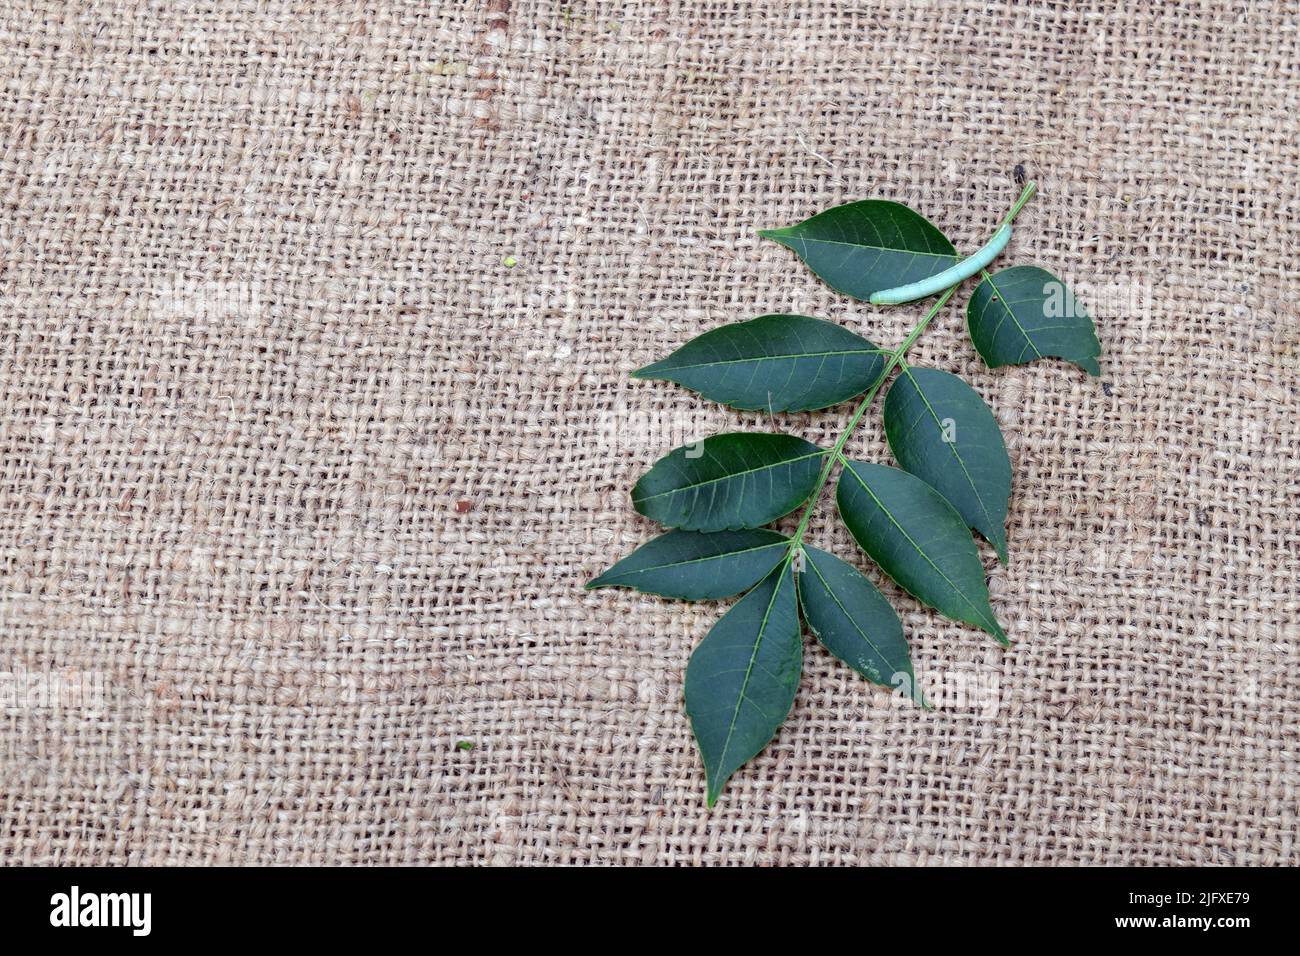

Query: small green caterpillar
[869,224,1012,306]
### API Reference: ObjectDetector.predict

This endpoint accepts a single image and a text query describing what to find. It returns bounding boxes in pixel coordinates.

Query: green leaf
[632,433,826,532]
[587,529,790,600]
[759,200,958,301]
[685,560,801,806]
[967,266,1102,375]
[884,366,1012,564]
[633,314,889,412]
[836,461,1008,645]
[797,546,919,701]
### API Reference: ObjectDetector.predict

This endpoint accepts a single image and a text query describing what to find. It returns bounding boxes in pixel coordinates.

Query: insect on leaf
[869,224,1011,306]
[589,180,1081,803]
[587,529,790,600]
[884,366,1012,563]
[760,200,958,301]
[634,314,889,412]
[631,432,826,532]
[836,461,1008,645]
[685,560,802,807]
[967,265,1102,375]
[797,545,919,701]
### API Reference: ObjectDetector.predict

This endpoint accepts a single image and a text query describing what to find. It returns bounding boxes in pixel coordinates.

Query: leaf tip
[988,620,1011,646]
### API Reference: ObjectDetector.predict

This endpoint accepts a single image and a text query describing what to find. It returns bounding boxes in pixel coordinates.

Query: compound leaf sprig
[589,180,1102,805]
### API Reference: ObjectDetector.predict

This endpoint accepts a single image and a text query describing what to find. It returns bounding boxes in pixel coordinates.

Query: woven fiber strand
[1,0,1297,865]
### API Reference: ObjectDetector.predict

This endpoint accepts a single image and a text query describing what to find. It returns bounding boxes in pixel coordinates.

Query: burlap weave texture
[1,0,1297,864]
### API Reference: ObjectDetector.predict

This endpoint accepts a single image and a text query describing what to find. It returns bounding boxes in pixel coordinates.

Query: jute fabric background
[1,0,1296,864]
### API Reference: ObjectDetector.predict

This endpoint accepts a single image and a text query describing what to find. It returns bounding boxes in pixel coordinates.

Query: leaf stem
[786,287,954,550]
[1002,180,1037,225]
[785,181,1037,557]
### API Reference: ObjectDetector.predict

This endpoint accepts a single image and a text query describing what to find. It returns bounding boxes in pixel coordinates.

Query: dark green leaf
[685,561,801,807]
[797,546,919,701]
[633,314,889,412]
[759,200,958,301]
[587,529,790,600]
[836,461,1008,645]
[632,432,826,532]
[967,266,1101,375]
[884,366,1012,563]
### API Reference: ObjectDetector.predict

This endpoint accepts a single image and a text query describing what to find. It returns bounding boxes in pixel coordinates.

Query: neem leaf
[967,266,1102,375]
[598,182,1078,802]
[633,314,889,412]
[760,200,958,301]
[587,529,790,600]
[884,366,1012,563]
[632,432,826,532]
[685,560,801,807]
[797,545,918,700]
[836,461,1008,645]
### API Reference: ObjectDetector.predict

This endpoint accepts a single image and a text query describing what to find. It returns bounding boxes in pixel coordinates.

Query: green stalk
[786,181,1036,558]
[1002,180,1037,225]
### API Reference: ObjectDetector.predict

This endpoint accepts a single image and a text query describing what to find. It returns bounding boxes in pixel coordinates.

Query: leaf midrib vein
[804,550,899,674]
[899,367,999,541]
[715,560,791,780]
[613,541,787,577]
[982,271,1043,360]
[652,348,889,373]
[840,463,994,631]
[634,450,825,503]
[780,234,959,260]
